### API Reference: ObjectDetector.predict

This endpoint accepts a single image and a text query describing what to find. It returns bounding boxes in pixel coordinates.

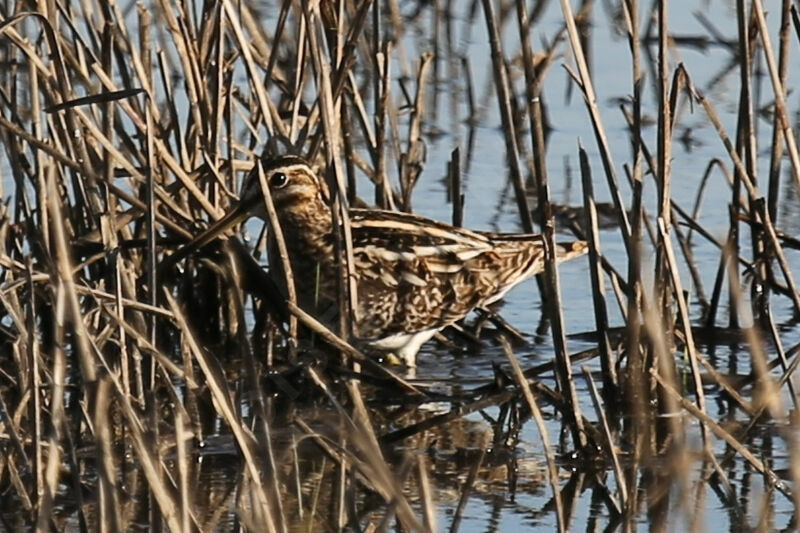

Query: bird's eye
[270,172,289,189]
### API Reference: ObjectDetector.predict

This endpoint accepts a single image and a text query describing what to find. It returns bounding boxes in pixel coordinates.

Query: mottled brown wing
[349,210,553,338]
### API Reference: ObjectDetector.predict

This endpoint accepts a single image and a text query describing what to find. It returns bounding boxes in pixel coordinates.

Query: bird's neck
[271,195,339,312]
[278,195,334,253]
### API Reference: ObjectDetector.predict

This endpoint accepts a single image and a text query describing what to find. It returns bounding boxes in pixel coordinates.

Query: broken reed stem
[657,219,710,447]
[733,0,754,331]
[623,154,646,521]
[654,0,674,346]
[145,100,157,347]
[652,369,792,500]
[578,144,617,397]
[505,340,565,532]
[752,0,800,193]
[304,2,358,344]
[690,76,800,316]
[449,147,463,227]
[581,366,626,511]
[374,41,393,209]
[480,0,533,234]
[766,0,792,221]
[256,163,298,356]
[558,0,632,255]
[545,219,587,448]
[656,0,671,229]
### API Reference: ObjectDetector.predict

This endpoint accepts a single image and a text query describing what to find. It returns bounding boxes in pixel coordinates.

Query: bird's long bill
[160,201,252,270]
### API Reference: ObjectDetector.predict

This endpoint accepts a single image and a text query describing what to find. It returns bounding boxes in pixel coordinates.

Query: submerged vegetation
[1,0,800,531]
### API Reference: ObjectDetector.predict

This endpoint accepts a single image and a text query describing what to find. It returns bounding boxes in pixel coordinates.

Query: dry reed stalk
[690,76,800,316]
[652,369,792,499]
[582,365,626,511]
[733,0,755,331]
[653,1,676,367]
[255,162,298,354]
[305,367,423,531]
[165,291,277,531]
[543,213,587,448]
[752,0,800,192]
[767,0,792,220]
[145,102,157,345]
[304,2,358,344]
[559,0,631,253]
[505,340,565,532]
[373,42,394,208]
[448,147,463,227]
[622,0,644,211]
[341,99,358,206]
[579,144,617,397]
[622,155,646,525]
[480,0,533,234]
[22,260,41,509]
[448,446,485,533]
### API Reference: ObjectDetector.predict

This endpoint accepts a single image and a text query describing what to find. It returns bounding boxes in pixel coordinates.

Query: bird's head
[160,154,326,269]
[238,155,327,219]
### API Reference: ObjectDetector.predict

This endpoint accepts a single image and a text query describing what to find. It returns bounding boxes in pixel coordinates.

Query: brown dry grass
[0,0,799,531]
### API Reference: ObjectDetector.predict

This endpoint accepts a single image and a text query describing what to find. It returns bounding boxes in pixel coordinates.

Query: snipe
[164,155,587,366]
